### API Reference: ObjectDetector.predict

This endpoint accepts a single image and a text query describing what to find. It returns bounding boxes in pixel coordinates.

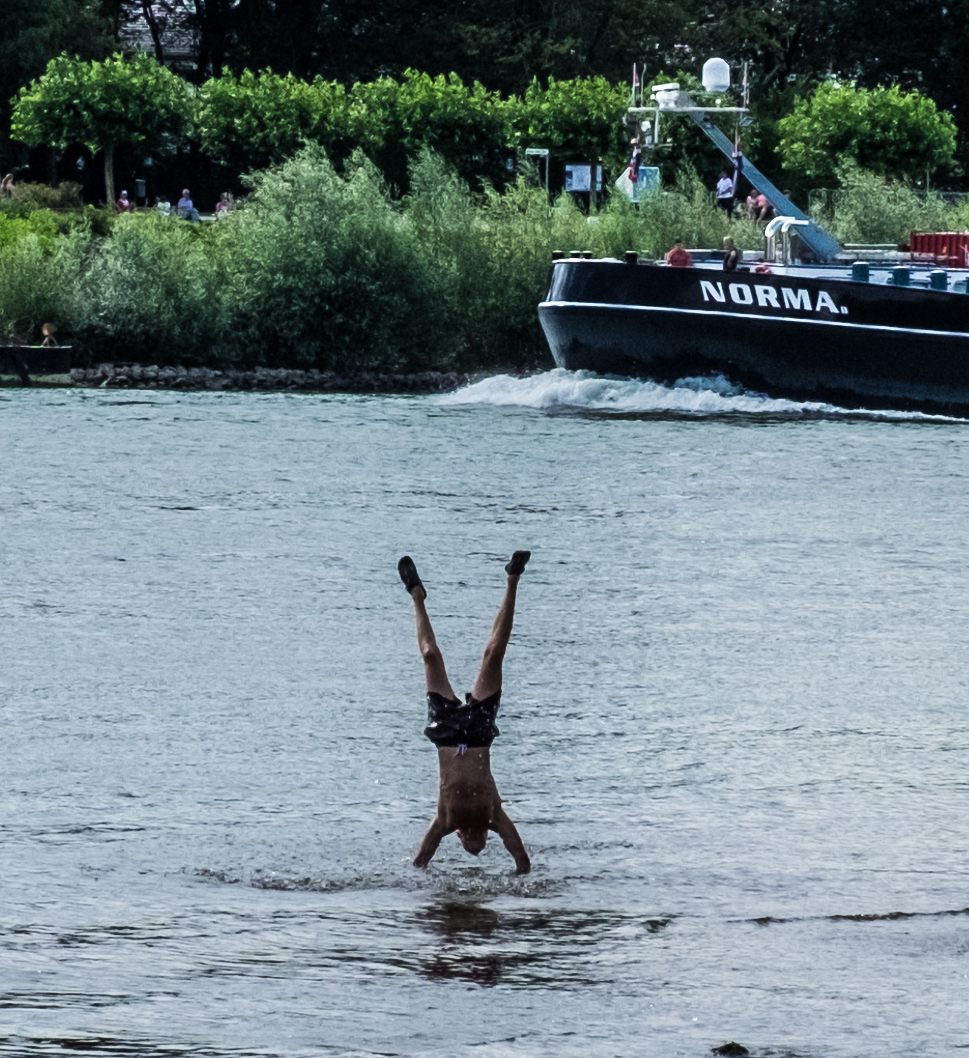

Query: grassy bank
[3,152,968,374]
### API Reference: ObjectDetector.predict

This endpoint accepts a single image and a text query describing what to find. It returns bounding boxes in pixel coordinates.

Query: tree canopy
[195,69,349,176]
[0,0,115,174]
[4,0,969,193]
[777,82,958,185]
[11,52,193,204]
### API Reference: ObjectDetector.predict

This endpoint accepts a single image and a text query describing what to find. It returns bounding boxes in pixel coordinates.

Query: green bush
[195,69,351,176]
[0,180,84,215]
[0,229,89,341]
[67,213,227,366]
[223,145,454,372]
[404,151,556,366]
[0,213,32,251]
[348,70,511,193]
[818,166,951,244]
[778,82,958,186]
[510,77,629,174]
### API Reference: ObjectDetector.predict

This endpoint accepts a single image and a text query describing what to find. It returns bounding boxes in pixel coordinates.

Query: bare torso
[435,747,502,830]
[412,746,530,873]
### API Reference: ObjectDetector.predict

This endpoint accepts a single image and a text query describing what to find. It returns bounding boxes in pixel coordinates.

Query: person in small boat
[665,239,693,267]
[722,237,741,271]
[399,551,532,874]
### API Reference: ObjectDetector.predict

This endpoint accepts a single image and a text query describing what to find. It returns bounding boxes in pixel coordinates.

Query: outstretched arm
[492,807,530,874]
[414,815,451,868]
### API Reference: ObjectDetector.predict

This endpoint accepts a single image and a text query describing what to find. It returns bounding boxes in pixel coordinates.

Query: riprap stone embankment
[70,364,468,392]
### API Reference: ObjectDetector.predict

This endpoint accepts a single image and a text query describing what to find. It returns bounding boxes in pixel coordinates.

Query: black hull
[539,261,969,415]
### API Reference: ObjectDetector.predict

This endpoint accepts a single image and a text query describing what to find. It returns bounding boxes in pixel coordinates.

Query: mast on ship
[628,59,842,263]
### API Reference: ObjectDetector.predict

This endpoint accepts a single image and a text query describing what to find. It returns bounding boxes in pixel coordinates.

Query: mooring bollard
[851,261,869,283]
[930,269,948,291]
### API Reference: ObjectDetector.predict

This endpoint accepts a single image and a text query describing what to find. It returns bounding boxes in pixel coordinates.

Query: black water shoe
[505,550,531,576]
[398,556,425,596]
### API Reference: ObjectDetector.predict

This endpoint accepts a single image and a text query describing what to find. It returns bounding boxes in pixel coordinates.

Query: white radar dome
[702,58,730,93]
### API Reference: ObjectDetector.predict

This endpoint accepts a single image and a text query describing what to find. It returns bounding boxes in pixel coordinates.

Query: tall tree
[0,0,116,176]
[777,82,958,185]
[11,52,193,204]
[818,0,969,176]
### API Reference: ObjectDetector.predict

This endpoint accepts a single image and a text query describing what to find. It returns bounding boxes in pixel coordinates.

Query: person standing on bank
[399,551,532,874]
[716,166,737,218]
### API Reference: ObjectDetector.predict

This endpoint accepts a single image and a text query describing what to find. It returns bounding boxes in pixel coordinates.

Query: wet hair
[458,828,488,855]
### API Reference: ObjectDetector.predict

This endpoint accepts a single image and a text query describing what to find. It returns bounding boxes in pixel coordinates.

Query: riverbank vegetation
[3,14,968,376]
[5,147,969,372]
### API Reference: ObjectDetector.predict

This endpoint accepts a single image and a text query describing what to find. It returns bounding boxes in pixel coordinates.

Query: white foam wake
[439,368,830,415]
[438,369,962,420]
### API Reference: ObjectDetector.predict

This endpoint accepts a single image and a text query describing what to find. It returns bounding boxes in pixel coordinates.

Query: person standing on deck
[399,551,532,874]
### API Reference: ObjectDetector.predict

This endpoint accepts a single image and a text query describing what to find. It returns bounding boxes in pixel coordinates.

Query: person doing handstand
[398,551,532,874]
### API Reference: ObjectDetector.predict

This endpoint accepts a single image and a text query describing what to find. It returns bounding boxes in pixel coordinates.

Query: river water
[2,370,968,1058]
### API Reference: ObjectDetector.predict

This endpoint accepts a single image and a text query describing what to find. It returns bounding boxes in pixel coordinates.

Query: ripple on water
[3,383,969,1058]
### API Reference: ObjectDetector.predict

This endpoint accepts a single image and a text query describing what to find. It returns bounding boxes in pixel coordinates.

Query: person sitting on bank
[665,239,693,268]
[156,195,172,217]
[722,237,740,272]
[41,323,57,347]
[215,191,234,216]
[177,189,200,222]
[115,189,132,213]
[753,193,774,222]
[399,551,532,874]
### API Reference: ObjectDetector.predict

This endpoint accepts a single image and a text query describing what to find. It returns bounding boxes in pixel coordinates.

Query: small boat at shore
[0,346,72,387]
[538,63,969,416]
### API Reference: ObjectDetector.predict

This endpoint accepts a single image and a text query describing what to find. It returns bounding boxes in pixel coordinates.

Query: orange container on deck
[910,232,969,267]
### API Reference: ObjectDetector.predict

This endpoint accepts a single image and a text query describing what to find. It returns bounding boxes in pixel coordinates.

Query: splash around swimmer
[399,551,531,874]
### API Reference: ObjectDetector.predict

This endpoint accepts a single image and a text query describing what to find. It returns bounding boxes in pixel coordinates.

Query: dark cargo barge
[539,259,969,415]
[539,62,969,417]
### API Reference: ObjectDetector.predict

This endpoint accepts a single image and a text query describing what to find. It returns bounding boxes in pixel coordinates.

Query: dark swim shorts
[424,690,501,748]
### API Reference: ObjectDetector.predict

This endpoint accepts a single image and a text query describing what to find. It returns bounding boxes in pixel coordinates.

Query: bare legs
[400,552,529,701]
[470,573,520,700]
[411,588,457,699]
